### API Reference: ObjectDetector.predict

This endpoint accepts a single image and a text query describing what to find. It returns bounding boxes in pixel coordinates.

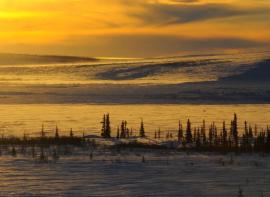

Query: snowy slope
[221,59,270,82]
[0,51,269,104]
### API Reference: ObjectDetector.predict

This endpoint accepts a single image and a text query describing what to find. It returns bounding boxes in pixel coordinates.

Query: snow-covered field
[0,148,269,197]
[0,51,269,197]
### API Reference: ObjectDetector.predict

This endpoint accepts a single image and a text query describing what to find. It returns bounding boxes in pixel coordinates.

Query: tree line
[100,113,270,153]
[0,113,269,154]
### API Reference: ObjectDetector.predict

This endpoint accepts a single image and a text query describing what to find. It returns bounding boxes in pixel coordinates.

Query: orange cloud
[0,0,269,57]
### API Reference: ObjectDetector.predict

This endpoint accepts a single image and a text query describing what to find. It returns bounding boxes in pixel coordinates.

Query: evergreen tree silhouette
[233,113,239,148]
[213,122,218,146]
[186,119,192,144]
[140,119,145,138]
[242,121,251,151]
[55,125,59,140]
[195,129,201,148]
[105,113,111,138]
[101,114,106,138]
[178,121,183,142]
[266,130,270,152]
[248,125,253,140]
[70,128,74,138]
[193,129,196,143]
[126,128,130,138]
[209,123,214,147]
[129,128,133,137]
[101,114,111,138]
[120,121,127,138]
[116,126,120,139]
[41,124,45,138]
[201,120,207,145]
[222,121,228,147]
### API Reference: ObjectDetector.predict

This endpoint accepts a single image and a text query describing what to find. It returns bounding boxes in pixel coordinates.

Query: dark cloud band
[128,2,266,25]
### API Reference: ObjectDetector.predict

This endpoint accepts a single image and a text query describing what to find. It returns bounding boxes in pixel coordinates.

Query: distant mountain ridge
[0,53,97,65]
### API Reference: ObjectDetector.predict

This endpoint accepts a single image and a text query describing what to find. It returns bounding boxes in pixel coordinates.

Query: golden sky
[0,0,269,57]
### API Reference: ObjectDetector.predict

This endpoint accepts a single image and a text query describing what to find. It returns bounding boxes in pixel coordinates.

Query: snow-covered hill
[0,50,269,104]
[221,59,270,82]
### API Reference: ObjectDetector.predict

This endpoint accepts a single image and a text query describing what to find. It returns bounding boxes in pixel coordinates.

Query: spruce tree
[266,130,270,152]
[101,114,106,137]
[140,119,145,138]
[233,113,238,147]
[195,130,201,148]
[130,128,133,137]
[178,121,183,142]
[101,114,111,138]
[186,119,192,144]
[209,124,213,146]
[201,120,207,145]
[193,129,197,143]
[105,114,111,138]
[41,124,45,138]
[70,128,74,138]
[124,121,127,137]
[213,123,218,146]
[116,126,120,139]
[248,125,253,140]
[244,121,248,136]
[23,133,27,142]
[126,128,130,138]
[55,125,59,140]
[120,121,125,138]
[255,124,258,137]
[222,121,227,147]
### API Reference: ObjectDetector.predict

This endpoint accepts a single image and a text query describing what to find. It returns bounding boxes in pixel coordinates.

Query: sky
[0,0,270,57]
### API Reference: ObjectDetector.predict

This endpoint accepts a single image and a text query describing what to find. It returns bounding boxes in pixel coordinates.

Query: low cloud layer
[68,34,265,57]
[6,34,265,57]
